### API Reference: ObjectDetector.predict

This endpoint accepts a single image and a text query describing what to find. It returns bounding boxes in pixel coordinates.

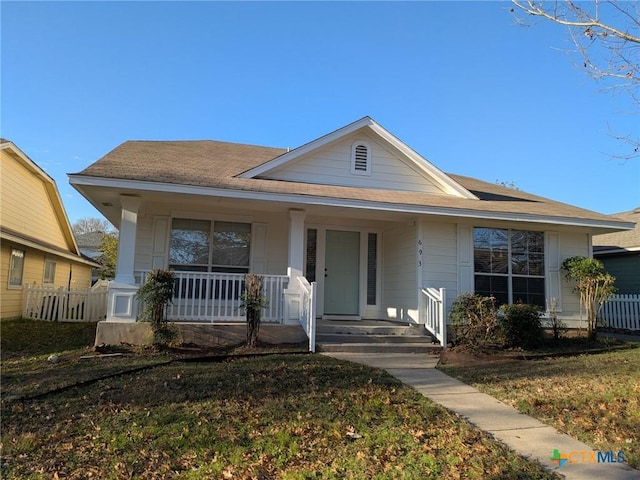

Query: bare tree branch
[511,0,639,159]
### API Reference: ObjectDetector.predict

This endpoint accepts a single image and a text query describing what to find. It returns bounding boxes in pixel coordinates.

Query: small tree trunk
[244,273,264,348]
[246,307,261,347]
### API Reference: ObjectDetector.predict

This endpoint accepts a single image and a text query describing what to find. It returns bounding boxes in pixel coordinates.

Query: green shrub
[499,303,543,349]
[561,256,616,341]
[136,269,178,346]
[448,294,504,351]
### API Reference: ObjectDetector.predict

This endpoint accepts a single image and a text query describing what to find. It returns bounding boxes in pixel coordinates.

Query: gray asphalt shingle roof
[593,208,640,251]
[75,139,630,226]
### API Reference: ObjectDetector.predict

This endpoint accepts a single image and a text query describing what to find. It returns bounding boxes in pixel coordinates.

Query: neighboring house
[0,139,98,318]
[68,117,633,344]
[75,231,106,283]
[75,231,105,261]
[593,208,640,294]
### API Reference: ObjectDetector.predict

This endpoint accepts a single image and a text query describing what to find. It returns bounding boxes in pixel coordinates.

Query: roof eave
[68,175,634,232]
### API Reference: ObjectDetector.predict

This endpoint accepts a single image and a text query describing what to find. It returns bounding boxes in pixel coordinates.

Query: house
[76,230,109,284]
[68,117,633,348]
[75,231,106,262]
[0,139,97,318]
[593,208,640,294]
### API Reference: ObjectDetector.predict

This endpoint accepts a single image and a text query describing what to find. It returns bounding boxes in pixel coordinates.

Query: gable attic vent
[351,141,371,175]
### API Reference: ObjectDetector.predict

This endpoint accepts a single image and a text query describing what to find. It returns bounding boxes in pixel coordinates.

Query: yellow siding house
[0,139,97,318]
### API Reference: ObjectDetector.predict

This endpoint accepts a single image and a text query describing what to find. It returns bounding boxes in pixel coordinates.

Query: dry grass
[0,318,560,479]
[438,346,640,470]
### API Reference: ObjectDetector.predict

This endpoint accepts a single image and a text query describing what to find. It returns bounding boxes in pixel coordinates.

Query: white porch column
[115,195,141,284]
[287,209,306,279]
[284,209,306,325]
[107,195,141,322]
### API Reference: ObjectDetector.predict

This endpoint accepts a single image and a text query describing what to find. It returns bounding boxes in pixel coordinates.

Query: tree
[98,231,118,279]
[242,273,268,348]
[72,217,113,235]
[511,0,639,159]
[561,256,616,341]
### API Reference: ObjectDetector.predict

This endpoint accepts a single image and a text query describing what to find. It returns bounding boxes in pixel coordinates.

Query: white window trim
[43,257,57,285]
[8,248,25,289]
[350,140,372,176]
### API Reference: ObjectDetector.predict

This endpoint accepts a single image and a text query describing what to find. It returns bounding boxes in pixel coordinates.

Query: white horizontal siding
[422,222,459,313]
[262,132,447,194]
[1,151,68,250]
[382,223,417,322]
[557,232,591,327]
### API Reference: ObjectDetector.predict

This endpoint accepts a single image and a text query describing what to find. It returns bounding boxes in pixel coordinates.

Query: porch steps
[315,320,443,354]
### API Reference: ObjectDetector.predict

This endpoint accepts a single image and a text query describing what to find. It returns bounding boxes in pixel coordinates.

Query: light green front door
[324,230,360,315]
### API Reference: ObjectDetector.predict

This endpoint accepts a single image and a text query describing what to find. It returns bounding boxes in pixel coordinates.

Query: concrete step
[316,324,430,336]
[314,320,443,354]
[316,342,442,354]
[316,333,436,344]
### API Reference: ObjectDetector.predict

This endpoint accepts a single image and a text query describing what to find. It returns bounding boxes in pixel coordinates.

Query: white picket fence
[600,294,640,331]
[23,281,109,322]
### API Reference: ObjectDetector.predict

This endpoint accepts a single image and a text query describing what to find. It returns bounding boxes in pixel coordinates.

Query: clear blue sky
[2,1,638,226]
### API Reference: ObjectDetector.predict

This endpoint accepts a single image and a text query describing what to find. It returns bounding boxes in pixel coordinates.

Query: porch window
[212,222,251,274]
[8,249,25,288]
[169,219,251,301]
[367,233,377,305]
[169,219,211,271]
[169,219,251,273]
[305,229,317,283]
[43,257,56,284]
[473,228,545,308]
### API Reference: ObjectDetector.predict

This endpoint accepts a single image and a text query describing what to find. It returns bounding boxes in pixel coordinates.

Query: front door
[324,230,360,315]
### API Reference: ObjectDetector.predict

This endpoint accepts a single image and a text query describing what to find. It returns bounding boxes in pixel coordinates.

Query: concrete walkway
[324,352,639,480]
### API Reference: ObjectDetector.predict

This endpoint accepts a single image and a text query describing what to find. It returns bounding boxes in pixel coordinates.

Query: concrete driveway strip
[324,352,640,480]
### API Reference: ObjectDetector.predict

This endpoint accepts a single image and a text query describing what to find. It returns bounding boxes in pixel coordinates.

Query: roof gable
[240,117,478,199]
[0,139,81,256]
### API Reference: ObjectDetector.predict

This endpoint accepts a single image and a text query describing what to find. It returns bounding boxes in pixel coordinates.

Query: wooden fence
[23,282,109,322]
[600,294,640,331]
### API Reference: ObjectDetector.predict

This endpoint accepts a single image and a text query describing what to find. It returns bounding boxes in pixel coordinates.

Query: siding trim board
[1,229,98,267]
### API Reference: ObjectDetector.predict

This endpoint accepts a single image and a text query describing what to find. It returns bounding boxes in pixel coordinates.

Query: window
[305,229,317,283]
[169,219,251,301]
[169,219,251,273]
[8,249,25,288]
[367,233,378,305]
[474,228,545,307]
[43,258,56,284]
[212,222,251,274]
[351,141,371,175]
[169,219,211,271]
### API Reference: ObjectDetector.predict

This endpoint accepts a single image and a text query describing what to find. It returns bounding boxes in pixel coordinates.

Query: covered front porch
[97,193,447,352]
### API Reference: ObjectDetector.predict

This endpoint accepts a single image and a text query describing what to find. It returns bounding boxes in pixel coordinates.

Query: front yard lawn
[438,346,640,470]
[0,319,560,479]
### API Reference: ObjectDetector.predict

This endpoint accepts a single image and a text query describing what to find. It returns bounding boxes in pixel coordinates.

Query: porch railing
[600,294,640,331]
[298,276,317,352]
[420,286,447,347]
[23,282,109,322]
[135,271,289,323]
